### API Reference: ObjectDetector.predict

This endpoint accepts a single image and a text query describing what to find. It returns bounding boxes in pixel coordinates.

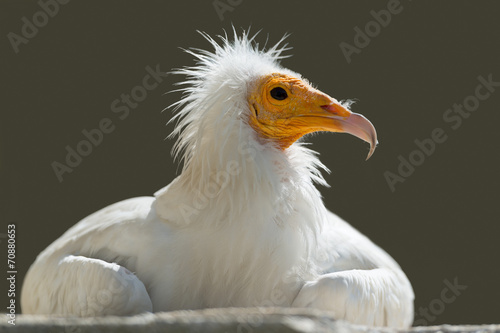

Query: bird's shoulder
[317,210,401,272]
[37,196,169,262]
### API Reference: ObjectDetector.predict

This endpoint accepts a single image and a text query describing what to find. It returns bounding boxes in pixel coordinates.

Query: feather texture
[21,30,414,327]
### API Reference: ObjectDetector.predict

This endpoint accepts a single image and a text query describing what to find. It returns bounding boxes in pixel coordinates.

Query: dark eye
[270,87,288,101]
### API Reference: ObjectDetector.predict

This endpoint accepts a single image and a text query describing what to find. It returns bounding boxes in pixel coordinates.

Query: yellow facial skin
[247,73,378,159]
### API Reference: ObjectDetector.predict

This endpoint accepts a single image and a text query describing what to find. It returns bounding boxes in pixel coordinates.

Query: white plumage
[21,30,414,327]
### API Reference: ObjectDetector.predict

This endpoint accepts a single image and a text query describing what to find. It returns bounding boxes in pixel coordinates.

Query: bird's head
[247,72,377,158]
[169,30,378,171]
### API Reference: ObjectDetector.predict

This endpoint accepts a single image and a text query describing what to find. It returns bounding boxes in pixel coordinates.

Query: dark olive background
[2,0,500,325]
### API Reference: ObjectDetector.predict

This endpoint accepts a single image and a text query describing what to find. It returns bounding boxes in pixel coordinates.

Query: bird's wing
[293,268,414,327]
[316,210,404,273]
[22,255,153,315]
[299,210,414,327]
[21,197,162,316]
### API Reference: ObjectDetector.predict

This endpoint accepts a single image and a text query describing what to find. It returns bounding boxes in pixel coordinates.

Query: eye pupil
[270,87,288,101]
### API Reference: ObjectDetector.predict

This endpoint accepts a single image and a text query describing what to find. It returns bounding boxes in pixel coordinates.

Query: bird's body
[21,31,414,327]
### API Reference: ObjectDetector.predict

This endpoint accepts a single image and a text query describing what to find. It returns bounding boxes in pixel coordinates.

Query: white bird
[21,30,414,327]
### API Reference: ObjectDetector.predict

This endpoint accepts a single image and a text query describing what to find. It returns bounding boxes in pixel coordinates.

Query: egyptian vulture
[21,30,414,327]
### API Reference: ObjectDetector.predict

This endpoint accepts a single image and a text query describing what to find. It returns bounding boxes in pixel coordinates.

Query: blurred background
[1,0,499,325]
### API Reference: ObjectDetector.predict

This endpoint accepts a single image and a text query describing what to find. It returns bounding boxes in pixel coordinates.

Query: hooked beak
[319,103,378,160]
